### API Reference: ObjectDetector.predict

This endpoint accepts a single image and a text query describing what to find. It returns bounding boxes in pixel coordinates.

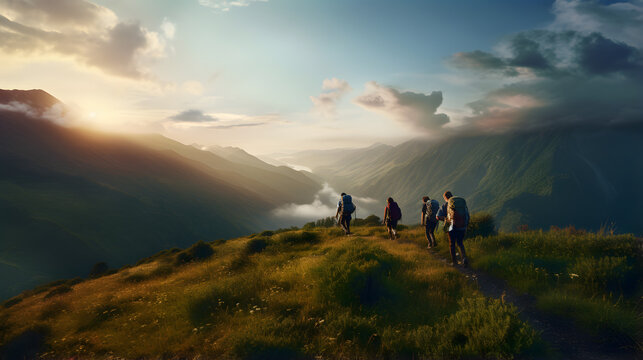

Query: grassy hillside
[433,223,642,352]
[0,226,540,359]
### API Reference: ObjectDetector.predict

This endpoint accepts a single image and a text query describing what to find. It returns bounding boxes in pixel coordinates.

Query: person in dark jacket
[383,197,400,240]
[421,196,438,248]
[335,192,352,235]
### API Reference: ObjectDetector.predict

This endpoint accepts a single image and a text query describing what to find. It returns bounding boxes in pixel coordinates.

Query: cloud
[165,110,282,129]
[161,18,175,39]
[0,0,172,79]
[198,0,268,13]
[448,0,643,133]
[550,0,643,48]
[169,109,217,122]
[273,183,377,220]
[0,101,72,125]
[354,81,449,132]
[309,78,351,117]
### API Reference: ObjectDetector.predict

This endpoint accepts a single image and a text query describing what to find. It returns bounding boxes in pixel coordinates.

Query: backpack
[447,196,468,229]
[425,199,440,223]
[388,201,402,221]
[341,194,356,215]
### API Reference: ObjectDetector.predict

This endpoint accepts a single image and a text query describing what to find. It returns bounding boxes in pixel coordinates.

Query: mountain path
[420,243,640,360]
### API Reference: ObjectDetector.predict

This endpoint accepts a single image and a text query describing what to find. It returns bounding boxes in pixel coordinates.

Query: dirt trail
[426,249,640,360]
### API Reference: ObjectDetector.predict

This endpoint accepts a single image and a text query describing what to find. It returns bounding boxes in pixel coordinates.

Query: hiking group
[336,191,470,267]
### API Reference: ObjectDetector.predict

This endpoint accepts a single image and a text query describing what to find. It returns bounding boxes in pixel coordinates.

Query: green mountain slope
[286,128,643,234]
[0,90,321,300]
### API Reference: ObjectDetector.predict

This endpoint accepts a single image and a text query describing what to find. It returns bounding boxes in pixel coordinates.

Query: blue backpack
[425,199,439,223]
[341,195,356,215]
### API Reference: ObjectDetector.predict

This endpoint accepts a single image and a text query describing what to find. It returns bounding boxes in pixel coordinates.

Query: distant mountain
[0,90,321,299]
[285,128,643,234]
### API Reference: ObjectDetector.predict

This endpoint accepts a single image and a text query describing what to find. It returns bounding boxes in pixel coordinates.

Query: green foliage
[457,229,641,347]
[314,240,402,307]
[186,273,262,326]
[77,304,126,331]
[174,240,214,266]
[275,231,319,245]
[303,216,337,230]
[245,237,270,255]
[352,215,381,227]
[467,213,497,238]
[537,292,641,349]
[429,297,536,359]
[570,256,632,294]
[122,264,174,283]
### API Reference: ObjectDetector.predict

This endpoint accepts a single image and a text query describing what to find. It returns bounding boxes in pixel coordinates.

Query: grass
[433,222,642,351]
[0,225,540,359]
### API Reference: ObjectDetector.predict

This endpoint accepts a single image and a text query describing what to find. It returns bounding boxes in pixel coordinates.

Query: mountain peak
[0,89,62,111]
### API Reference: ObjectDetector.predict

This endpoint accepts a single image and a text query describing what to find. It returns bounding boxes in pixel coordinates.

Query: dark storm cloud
[449,0,643,134]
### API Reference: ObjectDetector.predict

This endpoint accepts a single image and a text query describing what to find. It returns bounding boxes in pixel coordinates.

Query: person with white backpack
[421,196,439,249]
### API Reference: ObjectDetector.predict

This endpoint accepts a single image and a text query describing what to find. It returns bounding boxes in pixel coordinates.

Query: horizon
[1,0,641,154]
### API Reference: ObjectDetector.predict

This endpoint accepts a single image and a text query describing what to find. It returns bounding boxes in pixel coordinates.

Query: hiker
[421,196,439,248]
[436,191,469,266]
[383,197,402,240]
[336,192,355,235]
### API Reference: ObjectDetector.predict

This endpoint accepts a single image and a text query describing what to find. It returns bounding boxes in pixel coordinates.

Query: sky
[0,0,641,154]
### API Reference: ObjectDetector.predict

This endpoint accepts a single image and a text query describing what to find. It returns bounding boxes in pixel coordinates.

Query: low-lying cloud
[273,183,377,221]
[354,81,450,133]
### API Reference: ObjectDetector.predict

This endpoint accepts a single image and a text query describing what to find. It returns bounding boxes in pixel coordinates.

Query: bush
[352,215,382,227]
[315,240,402,307]
[122,264,174,283]
[569,256,632,294]
[2,296,22,309]
[431,297,536,359]
[44,285,72,299]
[89,262,109,278]
[245,237,269,255]
[174,240,214,265]
[275,231,319,245]
[467,213,496,238]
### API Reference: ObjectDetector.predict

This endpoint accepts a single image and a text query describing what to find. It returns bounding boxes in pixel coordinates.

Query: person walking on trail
[421,196,439,249]
[436,191,469,267]
[336,192,355,235]
[383,197,402,240]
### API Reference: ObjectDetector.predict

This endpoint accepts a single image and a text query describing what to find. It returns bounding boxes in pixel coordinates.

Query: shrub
[0,325,50,360]
[89,262,110,278]
[431,297,536,359]
[569,256,632,294]
[122,264,174,283]
[2,296,22,309]
[259,230,275,237]
[352,215,381,227]
[315,240,402,307]
[245,237,269,255]
[44,285,72,299]
[275,231,319,245]
[467,213,496,238]
[174,240,214,265]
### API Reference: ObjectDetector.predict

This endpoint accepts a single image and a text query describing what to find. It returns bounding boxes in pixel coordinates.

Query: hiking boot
[462,258,469,268]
